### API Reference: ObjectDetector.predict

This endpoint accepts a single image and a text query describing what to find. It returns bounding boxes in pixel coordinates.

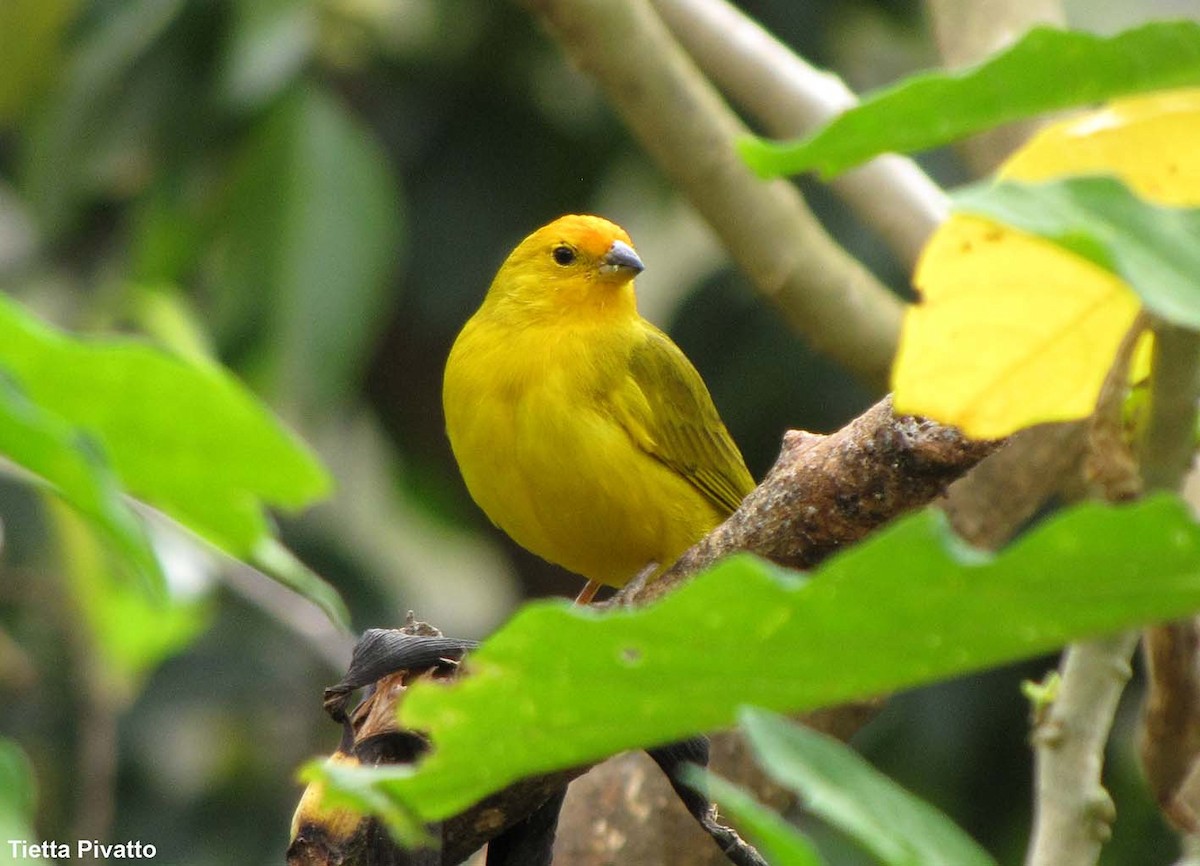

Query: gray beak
[600,239,645,275]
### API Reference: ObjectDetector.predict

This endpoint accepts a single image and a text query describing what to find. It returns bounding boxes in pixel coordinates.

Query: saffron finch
[443,215,753,602]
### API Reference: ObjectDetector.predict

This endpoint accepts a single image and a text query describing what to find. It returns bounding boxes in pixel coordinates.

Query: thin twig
[1140,620,1200,831]
[521,0,903,389]
[1025,633,1139,866]
[1027,322,1200,866]
[652,0,948,267]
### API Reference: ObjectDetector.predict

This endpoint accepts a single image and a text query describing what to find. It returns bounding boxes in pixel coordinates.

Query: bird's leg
[573,580,602,605]
[574,562,657,607]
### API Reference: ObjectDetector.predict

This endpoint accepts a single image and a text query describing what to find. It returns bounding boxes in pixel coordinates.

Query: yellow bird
[443,215,754,603]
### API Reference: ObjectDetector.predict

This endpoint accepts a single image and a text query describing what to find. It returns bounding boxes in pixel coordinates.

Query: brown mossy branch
[630,396,999,604]
[552,700,884,866]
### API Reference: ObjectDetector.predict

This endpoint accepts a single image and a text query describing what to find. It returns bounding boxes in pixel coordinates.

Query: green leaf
[217,83,402,412]
[253,537,351,634]
[952,175,1200,328]
[0,371,161,592]
[51,500,211,688]
[682,766,824,866]
[737,709,996,866]
[0,293,331,561]
[738,22,1200,178]
[0,739,36,845]
[298,757,428,848]
[322,495,1200,822]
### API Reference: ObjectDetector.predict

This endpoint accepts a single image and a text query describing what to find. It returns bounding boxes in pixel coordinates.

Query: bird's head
[485,214,645,321]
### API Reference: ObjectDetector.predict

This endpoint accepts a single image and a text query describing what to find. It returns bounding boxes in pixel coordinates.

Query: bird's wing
[613,326,755,516]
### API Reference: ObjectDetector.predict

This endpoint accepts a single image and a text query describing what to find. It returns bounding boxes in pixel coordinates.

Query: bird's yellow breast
[443,313,725,587]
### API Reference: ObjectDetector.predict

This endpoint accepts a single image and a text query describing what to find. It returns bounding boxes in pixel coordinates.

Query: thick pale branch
[522,0,903,388]
[924,0,1066,174]
[652,0,948,267]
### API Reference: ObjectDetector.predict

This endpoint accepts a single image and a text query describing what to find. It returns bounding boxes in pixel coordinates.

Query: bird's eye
[552,245,576,266]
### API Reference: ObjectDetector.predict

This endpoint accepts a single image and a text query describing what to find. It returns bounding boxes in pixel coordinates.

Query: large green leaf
[952,175,1200,328]
[308,495,1200,824]
[0,372,160,591]
[217,83,402,412]
[0,293,332,566]
[735,709,996,866]
[738,22,1200,178]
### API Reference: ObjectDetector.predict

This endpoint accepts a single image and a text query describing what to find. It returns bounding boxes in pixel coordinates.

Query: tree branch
[1140,619,1200,832]
[924,0,1067,174]
[1025,633,1139,866]
[1138,324,1200,837]
[521,0,903,388]
[1138,325,1200,493]
[942,421,1086,549]
[651,0,948,268]
[1027,322,1200,866]
[629,396,998,603]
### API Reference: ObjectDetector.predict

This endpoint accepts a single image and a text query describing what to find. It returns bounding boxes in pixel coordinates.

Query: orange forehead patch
[538,214,633,257]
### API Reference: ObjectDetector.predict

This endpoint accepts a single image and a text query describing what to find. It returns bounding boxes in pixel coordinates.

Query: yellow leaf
[1000,88,1200,204]
[893,87,1200,439]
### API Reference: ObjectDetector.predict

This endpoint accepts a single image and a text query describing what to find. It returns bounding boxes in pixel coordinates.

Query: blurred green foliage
[0,738,37,847]
[0,0,1186,864]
